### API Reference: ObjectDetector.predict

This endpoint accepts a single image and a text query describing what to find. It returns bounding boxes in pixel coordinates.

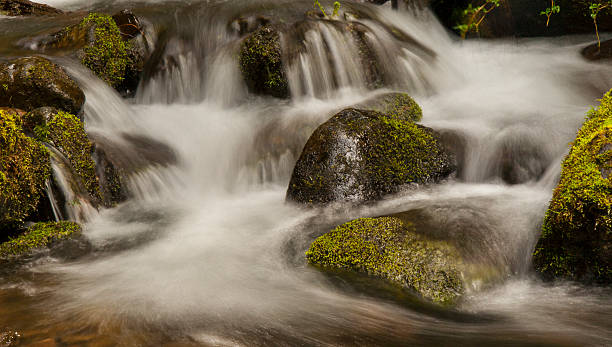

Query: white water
[2,1,612,345]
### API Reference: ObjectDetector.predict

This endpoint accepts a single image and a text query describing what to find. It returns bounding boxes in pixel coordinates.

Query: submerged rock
[0,221,80,258]
[533,90,612,284]
[286,108,455,205]
[0,0,62,16]
[0,109,50,231]
[307,217,465,305]
[582,39,612,62]
[0,56,85,114]
[239,25,288,98]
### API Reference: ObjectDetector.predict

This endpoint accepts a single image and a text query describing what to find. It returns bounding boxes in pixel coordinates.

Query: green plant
[540,0,561,27]
[313,0,341,18]
[454,0,502,39]
[589,1,612,49]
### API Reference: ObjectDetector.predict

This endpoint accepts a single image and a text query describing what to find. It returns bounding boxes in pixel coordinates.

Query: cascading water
[1,0,612,345]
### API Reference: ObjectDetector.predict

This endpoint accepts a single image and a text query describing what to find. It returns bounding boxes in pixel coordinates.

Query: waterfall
[1,0,612,345]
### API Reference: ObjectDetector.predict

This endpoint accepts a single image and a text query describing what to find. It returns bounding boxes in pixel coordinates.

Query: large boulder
[0,0,62,16]
[0,56,85,114]
[307,217,470,305]
[0,109,50,230]
[43,12,147,95]
[533,90,612,284]
[286,108,455,205]
[239,25,289,98]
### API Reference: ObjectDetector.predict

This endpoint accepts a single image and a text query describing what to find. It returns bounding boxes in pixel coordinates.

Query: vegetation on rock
[533,89,612,284]
[306,217,465,304]
[239,25,288,98]
[0,221,80,257]
[0,56,85,114]
[0,109,50,229]
[78,13,132,88]
[355,92,423,122]
[26,109,102,203]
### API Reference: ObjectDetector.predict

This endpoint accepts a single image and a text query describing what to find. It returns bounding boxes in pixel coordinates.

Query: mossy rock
[307,217,465,305]
[0,109,50,230]
[0,0,62,16]
[23,108,102,205]
[0,56,85,114]
[0,221,80,258]
[533,89,612,284]
[354,92,422,122]
[286,108,455,205]
[239,25,288,98]
[46,12,143,91]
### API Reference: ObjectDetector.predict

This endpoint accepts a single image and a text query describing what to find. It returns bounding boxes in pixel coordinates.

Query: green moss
[533,89,612,283]
[382,93,422,122]
[348,111,450,188]
[0,110,50,227]
[0,221,81,257]
[79,13,130,87]
[45,111,101,202]
[307,217,465,305]
[239,26,288,98]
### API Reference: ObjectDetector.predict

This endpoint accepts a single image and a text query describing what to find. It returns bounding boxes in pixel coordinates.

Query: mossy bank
[533,89,612,284]
[0,109,50,230]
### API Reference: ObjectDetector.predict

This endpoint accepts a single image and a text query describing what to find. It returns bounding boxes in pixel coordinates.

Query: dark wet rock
[307,216,496,305]
[0,56,85,114]
[354,92,422,122]
[0,0,61,16]
[582,39,612,62]
[0,329,20,346]
[42,11,148,96]
[229,15,271,36]
[533,89,612,284]
[239,25,288,98]
[348,22,384,89]
[0,109,50,231]
[286,108,455,205]
[89,133,177,206]
[436,129,468,179]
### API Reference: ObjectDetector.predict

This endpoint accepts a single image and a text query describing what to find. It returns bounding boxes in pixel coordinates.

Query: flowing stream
[1,1,612,345]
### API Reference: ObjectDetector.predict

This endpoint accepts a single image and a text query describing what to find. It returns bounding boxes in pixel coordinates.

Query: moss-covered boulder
[353,92,422,122]
[307,217,466,305]
[0,109,50,230]
[45,12,146,93]
[0,56,85,114]
[239,25,288,98]
[533,90,612,284]
[0,221,80,258]
[23,108,102,205]
[0,0,62,16]
[286,108,455,205]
